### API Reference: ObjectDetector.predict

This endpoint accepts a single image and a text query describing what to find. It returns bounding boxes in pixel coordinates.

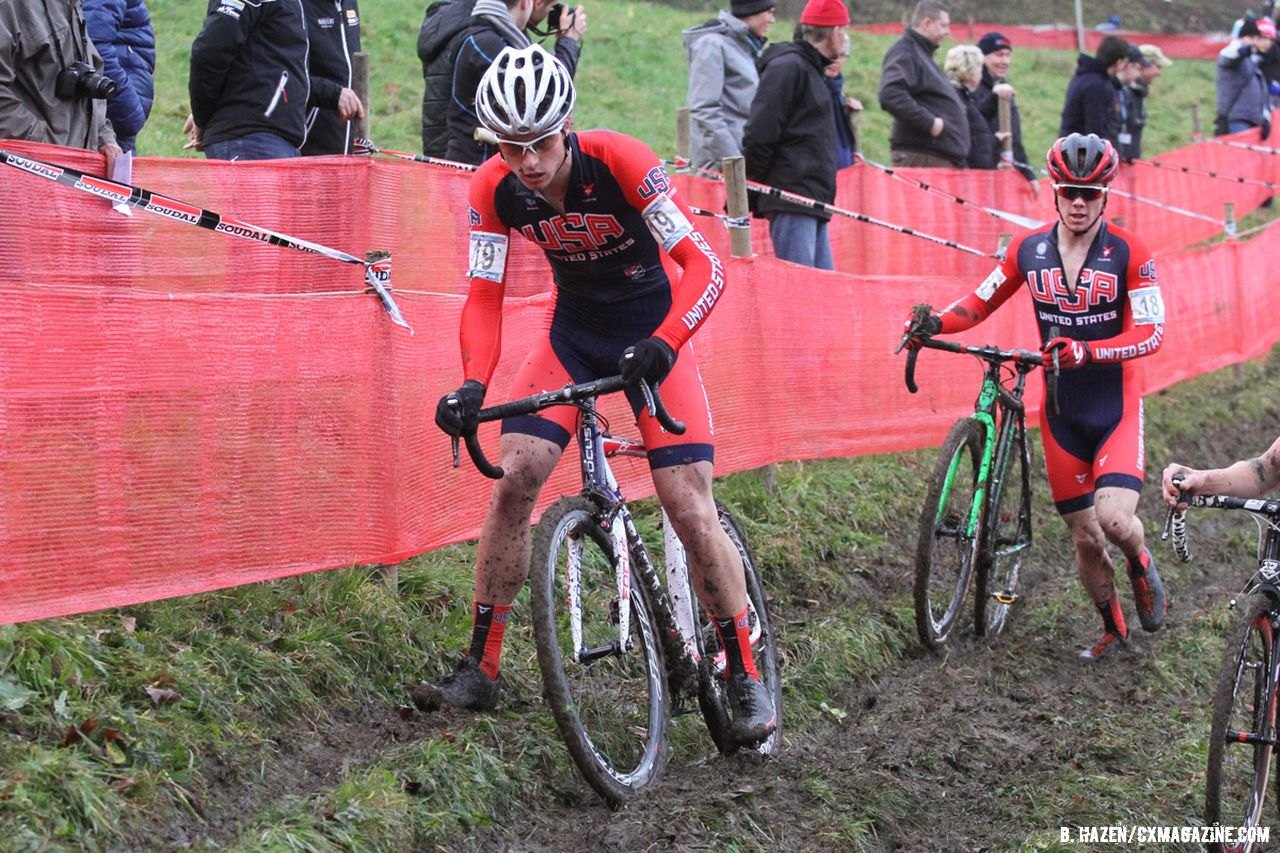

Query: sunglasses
[1053,184,1107,202]
[496,128,563,159]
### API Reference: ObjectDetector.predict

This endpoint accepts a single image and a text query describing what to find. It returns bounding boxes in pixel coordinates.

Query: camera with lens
[55,61,116,101]
[546,2,566,30]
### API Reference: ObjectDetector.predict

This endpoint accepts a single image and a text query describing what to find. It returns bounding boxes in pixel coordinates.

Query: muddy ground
[127,390,1275,853]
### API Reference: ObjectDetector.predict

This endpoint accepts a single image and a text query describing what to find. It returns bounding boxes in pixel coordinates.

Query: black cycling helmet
[1046,133,1120,186]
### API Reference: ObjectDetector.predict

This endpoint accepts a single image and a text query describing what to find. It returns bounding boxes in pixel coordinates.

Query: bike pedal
[994,592,1019,605]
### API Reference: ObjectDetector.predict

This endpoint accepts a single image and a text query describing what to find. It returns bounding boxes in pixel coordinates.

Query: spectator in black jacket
[743,0,849,268]
[418,0,476,157]
[82,0,155,154]
[877,0,968,168]
[186,0,309,160]
[301,0,364,155]
[972,31,1037,192]
[443,0,586,165]
[1059,34,1132,144]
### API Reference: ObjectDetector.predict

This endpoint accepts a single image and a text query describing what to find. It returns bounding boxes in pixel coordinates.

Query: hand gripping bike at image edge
[1164,480,1280,853]
[448,375,782,806]
[897,304,1058,651]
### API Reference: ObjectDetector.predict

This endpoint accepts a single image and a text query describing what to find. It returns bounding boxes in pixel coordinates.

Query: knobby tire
[529,496,669,807]
[1205,594,1278,853]
[914,418,985,650]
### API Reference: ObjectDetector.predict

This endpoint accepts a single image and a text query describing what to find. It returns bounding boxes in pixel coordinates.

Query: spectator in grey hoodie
[682,0,776,171]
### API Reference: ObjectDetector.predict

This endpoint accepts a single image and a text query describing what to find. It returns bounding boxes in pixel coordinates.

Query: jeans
[203,131,300,161]
[768,213,833,270]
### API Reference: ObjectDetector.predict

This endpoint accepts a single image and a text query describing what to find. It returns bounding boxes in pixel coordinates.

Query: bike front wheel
[529,496,670,806]
[974,417,1032,638]
[1205,594,1278,852]
[914,418,985,650]
[696,504,783,756]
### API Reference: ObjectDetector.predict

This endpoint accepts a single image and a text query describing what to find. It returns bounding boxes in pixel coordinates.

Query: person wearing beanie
[972,30,1038,188]
[682,0,776,170]
[876,0,970,168]
[742,0,849,267]
[1059,33,1135,142]
[1217,16,1276,138]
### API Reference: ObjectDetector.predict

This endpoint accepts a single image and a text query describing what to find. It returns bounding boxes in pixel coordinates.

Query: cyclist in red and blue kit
[415,44,776,745]
[908,133,1168,660]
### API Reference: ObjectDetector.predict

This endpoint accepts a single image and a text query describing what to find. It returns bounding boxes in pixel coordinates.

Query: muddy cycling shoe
[1128,548,1168,633]
[1079,630,1129,661]
[409,657,500,713]
[725,672,777,746]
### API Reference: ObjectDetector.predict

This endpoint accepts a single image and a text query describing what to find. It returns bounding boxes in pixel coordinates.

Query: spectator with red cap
[1217,15,1276,138]
[972,30,1038,190]
[682,0,776,171]
[876,0,969,168]
[742,0,849,268]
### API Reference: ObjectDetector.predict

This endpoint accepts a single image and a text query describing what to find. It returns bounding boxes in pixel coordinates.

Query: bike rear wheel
[974,417,1032,638]
[530,496,669,806]
[1205,594,1278,852]
[914,418,985,650]
[696,504,783,756]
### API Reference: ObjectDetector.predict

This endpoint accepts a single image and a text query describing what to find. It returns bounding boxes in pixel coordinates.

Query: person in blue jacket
[82,0,155,153]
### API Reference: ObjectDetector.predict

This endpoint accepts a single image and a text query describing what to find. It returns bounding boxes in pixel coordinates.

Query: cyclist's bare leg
[1093,486,1144,564]
[650,460,747,619]
[473,432,564,605]
[653,460,775,741]
[410,431,564,711]
[1061,507,1118,606]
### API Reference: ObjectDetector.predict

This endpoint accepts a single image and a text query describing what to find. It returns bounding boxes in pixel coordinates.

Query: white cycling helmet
[475,44,576,142]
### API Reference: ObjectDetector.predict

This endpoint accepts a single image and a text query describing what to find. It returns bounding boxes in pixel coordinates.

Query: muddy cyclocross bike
[450,374,782,806]
[1164,479,1280,852]
[897,304,1056,650]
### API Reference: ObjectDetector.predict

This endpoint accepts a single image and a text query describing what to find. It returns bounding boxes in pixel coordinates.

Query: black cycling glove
[434,379,486,437]
[619,337,676,385]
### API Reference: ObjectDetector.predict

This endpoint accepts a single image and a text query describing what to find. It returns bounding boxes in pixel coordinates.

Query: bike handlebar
[1160,474,1280,564]
[449,375,686,480]
[897,303,1057,410]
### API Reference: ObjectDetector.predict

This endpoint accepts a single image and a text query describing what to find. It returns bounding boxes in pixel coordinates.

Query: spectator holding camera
[0,0,121,173]
[81,0,155,155]
[186,0,309,160]
[1216,15,1276,138]
[442,0,586,165]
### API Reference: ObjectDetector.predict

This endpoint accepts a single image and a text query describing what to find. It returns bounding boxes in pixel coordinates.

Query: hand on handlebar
[435,379,487,438]
[1041,337,1090,370]
[619,337,676,385]
[1161,465,1199,509]
[898,305,942,353]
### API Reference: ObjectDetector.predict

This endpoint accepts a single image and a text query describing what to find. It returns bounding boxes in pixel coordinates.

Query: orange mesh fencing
[0,132,1277,623]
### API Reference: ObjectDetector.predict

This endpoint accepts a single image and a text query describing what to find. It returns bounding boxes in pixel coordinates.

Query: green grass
[6,350,1278,848]
[143,0,1218,165]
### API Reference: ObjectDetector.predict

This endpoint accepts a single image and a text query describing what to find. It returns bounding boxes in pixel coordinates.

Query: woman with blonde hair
[944,43,1006,168]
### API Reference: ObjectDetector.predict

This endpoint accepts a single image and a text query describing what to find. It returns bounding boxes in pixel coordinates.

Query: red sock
[1096,596,1128,640]
[468,602,511,680]
[714,606,760,680]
